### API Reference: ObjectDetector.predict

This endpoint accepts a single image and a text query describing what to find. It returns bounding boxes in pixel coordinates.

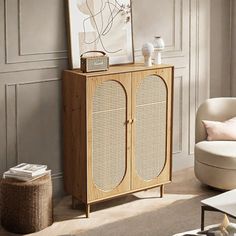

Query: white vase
[142,43,154,67]
[153,36,165,65]
[155,51,162,65]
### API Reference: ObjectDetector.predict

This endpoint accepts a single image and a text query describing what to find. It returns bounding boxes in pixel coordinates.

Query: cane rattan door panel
[135,75,167,180]
[87,73,131,202]
[131,68,173,190]
[92,81,126,191]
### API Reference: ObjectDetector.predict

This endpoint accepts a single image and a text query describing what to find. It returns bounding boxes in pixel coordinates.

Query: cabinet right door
[131,68,173,190]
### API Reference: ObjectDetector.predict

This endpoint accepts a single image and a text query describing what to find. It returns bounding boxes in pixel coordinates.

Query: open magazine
[3,163,50,181]
[10,163,47,176]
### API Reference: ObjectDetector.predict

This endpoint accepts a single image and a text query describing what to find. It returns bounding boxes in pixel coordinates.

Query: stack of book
[3,163,51,181]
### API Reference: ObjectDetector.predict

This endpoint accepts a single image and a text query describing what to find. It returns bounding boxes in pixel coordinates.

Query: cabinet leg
[86,204,90,218]
[72,196,78,209]
[160,185,164,198]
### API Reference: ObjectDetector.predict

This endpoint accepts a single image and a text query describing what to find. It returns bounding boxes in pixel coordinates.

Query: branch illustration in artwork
[81,0,131,53]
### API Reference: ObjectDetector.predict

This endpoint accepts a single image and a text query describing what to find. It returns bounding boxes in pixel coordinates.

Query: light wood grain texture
[131,68,173,190]
[63,71,87,203]
[87,73,132,202]
[63,64,174,216]
[64,63,172,78]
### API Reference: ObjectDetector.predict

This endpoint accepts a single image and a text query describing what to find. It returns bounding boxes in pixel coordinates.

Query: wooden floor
[0,168,227,236]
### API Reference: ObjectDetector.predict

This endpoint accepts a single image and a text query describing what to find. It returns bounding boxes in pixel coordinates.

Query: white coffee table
[173,224,218,236]
[201,189,236,231]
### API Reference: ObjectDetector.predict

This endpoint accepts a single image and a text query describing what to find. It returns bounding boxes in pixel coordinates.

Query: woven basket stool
[0,174,53,234]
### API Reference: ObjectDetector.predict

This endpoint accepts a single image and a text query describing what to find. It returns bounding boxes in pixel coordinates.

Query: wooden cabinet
[63,64,174,217]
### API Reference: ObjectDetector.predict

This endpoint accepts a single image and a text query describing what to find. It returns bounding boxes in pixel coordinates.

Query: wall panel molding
[51,172,63,179]
[173,75,183,154]
[5,78,62,179]
[189,0,199,155]
[18,0,67,56]
[4,0,67,64]
[5,83,18,168]
[133,0,186,60]
[188,0,210,155]
[0,60,68,74]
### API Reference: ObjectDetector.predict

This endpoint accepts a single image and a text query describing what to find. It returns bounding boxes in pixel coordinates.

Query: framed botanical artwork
[65,0,134,69]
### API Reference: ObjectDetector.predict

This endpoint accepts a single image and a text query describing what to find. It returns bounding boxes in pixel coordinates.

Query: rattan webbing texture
[92,81,126,191]
[0,174,53,234]
[135,75,167,180]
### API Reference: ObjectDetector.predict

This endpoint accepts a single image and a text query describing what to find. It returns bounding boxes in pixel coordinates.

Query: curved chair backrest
[196,97,236,143]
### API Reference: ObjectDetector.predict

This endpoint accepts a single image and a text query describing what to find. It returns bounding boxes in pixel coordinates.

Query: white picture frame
[66,0,134,69]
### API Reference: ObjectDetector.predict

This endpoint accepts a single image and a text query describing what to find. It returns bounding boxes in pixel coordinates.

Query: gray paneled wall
[232,0,236,96]
[0,0,211,197]
[133,0,211,161]
[210,0,231,98]
[0,0,68,196]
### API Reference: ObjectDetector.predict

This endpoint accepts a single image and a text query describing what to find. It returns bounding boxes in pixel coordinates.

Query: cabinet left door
[87,73,132,202]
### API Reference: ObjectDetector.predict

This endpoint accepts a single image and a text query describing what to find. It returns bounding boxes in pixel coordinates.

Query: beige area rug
[0,168,233,236]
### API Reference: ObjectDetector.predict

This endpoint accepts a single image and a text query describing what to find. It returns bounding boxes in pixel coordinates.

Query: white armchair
[195,97,236,190]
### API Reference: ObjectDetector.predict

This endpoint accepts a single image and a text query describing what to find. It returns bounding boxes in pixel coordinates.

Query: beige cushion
[196,98,236,143]
[195,141,236,169]
[202,117,236,141]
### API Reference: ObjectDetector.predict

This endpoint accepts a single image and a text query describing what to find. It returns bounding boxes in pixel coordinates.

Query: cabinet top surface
[64,63,174,78]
